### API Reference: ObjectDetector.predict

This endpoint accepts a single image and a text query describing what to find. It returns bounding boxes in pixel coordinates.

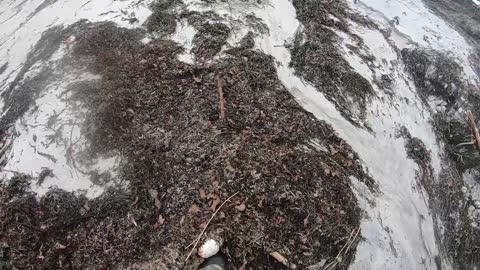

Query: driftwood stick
[184,191,239,263]
[466,110,480,153]
[216,74,226,121]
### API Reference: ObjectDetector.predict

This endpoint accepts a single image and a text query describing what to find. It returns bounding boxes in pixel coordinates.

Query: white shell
[198,239,220,258]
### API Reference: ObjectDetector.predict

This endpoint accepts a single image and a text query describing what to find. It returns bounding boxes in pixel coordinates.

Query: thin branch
[324,228,360,270]
[216,73,226,122]
[467,110,480,153]
[185,191,239,263]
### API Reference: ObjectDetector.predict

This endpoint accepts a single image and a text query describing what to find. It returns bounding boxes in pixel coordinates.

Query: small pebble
[198,239,220,258]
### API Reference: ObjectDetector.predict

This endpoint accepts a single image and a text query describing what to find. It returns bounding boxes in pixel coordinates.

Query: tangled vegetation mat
[0,17,374,269]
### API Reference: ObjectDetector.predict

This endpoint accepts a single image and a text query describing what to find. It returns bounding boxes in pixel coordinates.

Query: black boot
[199,252,226,270]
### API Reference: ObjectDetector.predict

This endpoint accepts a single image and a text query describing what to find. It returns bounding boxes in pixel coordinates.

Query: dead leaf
[128,213,138,227]
[80,202,90,216]
[211,198,221,211]
[154,215,165,229]
[54,243,66,250]
[207,193,218,200]
[148,189,161,209]
[225,163,235,173]
[329,145,338,155]
[235,203,246,211]
[258,196,265,208]
[270,251,288,266]
[300,234,308,244]
[199,189,207,199]
[154,198,162,210]
[148,189,158,198]
[188,204,200,214]
[158,215,165,225]
[270,251,297,269]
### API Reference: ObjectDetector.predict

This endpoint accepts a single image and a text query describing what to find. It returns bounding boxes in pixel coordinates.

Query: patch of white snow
[171,20,197,64]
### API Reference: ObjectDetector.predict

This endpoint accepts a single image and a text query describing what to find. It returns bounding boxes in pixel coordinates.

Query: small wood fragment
[216,74,226,121]
[270,251,296,269]
[467,110,480,153]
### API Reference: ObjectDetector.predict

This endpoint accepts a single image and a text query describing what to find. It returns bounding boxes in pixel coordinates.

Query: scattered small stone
[198,239,220,259]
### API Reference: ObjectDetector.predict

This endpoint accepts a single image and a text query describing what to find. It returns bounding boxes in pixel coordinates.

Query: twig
[216,73,226,121]
[343,227,361,256]
[185,191,239,263]
[324,228,360,270]
[466,110,480,153]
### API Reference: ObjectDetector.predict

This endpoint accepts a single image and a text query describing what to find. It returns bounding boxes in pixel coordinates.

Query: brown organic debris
[235,202,246,212]
[1,18,375,270]
[185,192,239,263]
[467,110,480,153]
[216,73,226,122]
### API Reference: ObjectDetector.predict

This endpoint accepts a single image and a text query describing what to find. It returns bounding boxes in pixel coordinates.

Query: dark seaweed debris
[434,116,480,172]
[422,0,480,45]
[0,20,92,144]
[143,0,181,35]
[401,46,480,269]
[401,48,463,107]
[397,126,435,197]
[192,22,230,60]
[401,47,480,171]
[291,0,375,127]
[1,21,374,269]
